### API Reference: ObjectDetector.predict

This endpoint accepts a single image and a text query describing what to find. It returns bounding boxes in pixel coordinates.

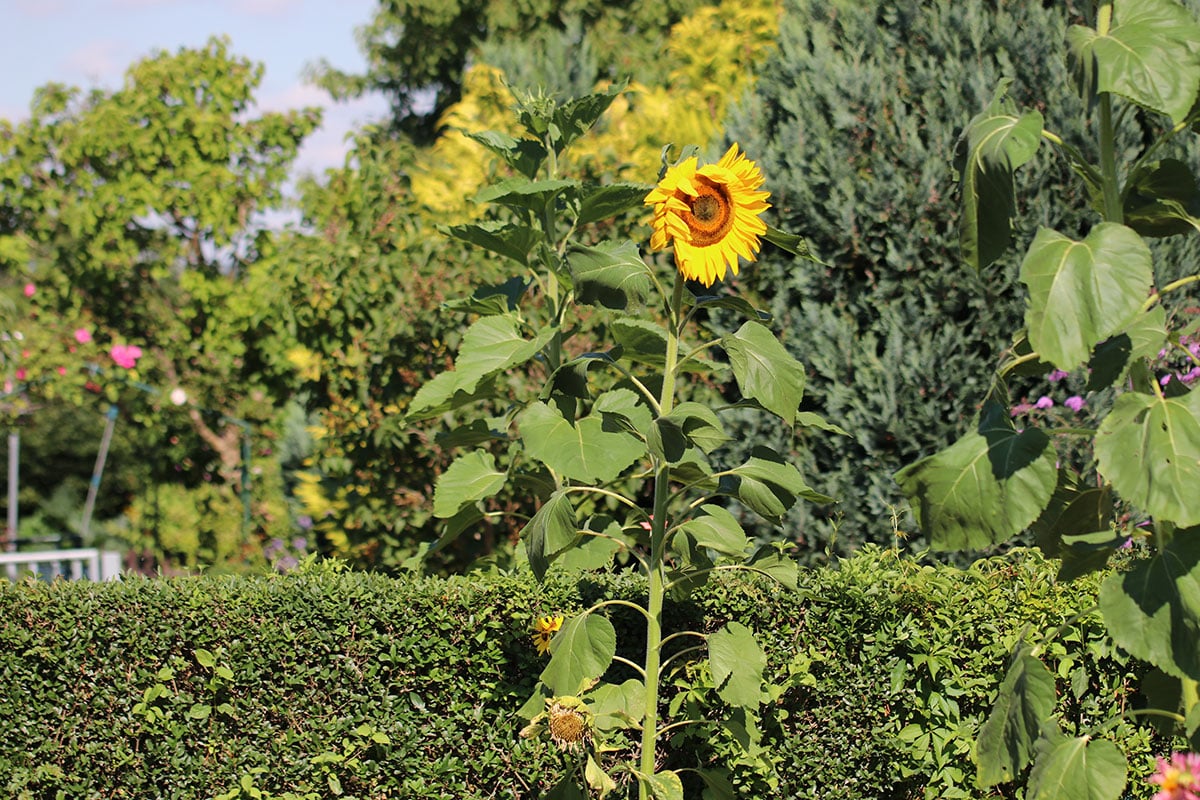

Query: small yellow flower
[644,143,771,287]
[532,614,563,655]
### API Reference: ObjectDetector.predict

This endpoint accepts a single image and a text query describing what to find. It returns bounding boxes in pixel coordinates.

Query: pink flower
[109,344,143,369]
[23,283,35,298]
[1035,395,1054,409]
[1064,395,1085,412]
[1150,752,1200,800]
[1047,369,1069,383]
[74,328,92,344]
[56,366,67,376]
[1010,402,1033,417]
[15,368,26,381]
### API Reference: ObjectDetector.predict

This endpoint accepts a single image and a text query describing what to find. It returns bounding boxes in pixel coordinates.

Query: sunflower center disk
[683,179,734,246]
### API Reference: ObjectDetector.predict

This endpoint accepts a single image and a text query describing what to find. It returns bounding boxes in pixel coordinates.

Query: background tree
[0,37,319,568]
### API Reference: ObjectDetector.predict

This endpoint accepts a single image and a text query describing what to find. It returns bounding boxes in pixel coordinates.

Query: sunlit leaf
[541,613,616,696]
[1020,223,1153,371]
[432,450,507,519]
[578,182,654,225]
[1087,306,1167,391]
[645,770,684,800]
[569,240,653,309]
[709,622,765,709]
[1026,726,1127,800]
[589,678,644,732]
[1095,388,1200,526]
[896,400,1058,550]
[666,402,730,454]
[1100,534,1200,679]
[721,321,805,425]
[520,400,646,484]
[954,79,1043,270]
[441,219,542,265]
[1067,0,1200,124]
[722,446,831,525]
[676,504,748,557]
[462,129,547,178]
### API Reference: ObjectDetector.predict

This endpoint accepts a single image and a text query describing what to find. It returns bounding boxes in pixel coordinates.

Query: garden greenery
[894,0,1200,796]
[0,550,1174,799]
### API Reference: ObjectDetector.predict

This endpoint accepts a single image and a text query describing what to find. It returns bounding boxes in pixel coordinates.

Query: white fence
[0,548,122,581]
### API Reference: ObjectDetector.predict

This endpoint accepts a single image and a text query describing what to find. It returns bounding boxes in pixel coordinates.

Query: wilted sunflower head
[531,614,563,655]
[546,697,592,752]
[644,143,771,287]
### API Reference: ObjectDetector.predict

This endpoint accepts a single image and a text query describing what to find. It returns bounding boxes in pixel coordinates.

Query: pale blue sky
[0,0,390,177]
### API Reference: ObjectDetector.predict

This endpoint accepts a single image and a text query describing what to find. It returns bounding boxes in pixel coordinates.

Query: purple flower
[1047,369,1069,383]
[1035,395,1054,409]
[109,343,143,369]
[1183,367,1200,385]
[1149,751,1200,800]
[1162,374,1174,387]
[1064,395,1086,412]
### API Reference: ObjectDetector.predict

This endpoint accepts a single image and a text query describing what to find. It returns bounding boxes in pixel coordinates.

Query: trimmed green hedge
[0,549,1175,798]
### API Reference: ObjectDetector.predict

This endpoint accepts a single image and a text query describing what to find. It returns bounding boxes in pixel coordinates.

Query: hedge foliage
[722,0,1200,557]
[0,550,1175,799]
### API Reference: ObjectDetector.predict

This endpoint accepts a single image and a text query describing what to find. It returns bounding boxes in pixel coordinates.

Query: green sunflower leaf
[578,182,654,225]
[709,622,765,709]
[541,612,616,696]
[432,450,507,519]
[519,400,646,484]
[1026,725,1127,800]
[569,240,653,310]
[522,491,578,581]
[975,644,1057,787]
[721,321,806,426]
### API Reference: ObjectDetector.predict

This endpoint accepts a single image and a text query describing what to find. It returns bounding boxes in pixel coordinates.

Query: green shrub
[721,0,1200,557]
[0,550,1175,798]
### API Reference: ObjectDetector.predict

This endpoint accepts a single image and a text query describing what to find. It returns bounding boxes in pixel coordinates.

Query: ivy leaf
[1095,388,1200,526]
[954,79,1043,270]
[1099,534,1200,680]
[1067,0,1200,124]
[895,400,1058,550]
[708,622,765,708]
[522,491,578,581]
[569,240,653,310]
[975,644,1057,787]
[721,321,806,425]
[540,613,616,696]
[1026,726,1127,800]
[432,450,506,519]
[519,400,646,484]
[1020,223,1153,371]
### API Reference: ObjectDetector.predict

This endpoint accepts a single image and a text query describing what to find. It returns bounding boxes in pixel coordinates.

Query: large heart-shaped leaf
[676,505,748,557]
[721,446,831,525]
[1067,0,1200,124]
[895,401,1058,550]
[432,450,507,519]
[408,317,555,420]
[541,613,617,697]
[569,240,653,309]
[522,490,578,580]
[721,321,805,426]
[1099,534,1200,679]
[975,645,1057,787]
[954,79,1043,270]
[1026,726,1127,800]
[1020,223,1153,371]
[519,400,646,484]
[1095,388,1200,526]
[709,622,766,709]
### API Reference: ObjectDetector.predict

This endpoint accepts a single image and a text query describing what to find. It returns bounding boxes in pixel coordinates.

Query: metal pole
[81,405,119,541]
[7,432,17,551]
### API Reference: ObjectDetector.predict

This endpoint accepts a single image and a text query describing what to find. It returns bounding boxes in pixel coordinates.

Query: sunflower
[644,143,771,287]
[532,614,563,655]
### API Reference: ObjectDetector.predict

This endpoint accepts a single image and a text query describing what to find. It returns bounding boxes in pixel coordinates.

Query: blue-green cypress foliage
[721,0,1200,558]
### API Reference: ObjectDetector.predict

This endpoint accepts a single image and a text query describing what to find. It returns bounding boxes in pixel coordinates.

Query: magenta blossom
[1035,395,1054,409]
[109,344,143,369]
[1064,395,1086,412]
[1150,751,1200,800]
[74,328,92,344]
[1047,369,1069,382]
[23,283,35,298]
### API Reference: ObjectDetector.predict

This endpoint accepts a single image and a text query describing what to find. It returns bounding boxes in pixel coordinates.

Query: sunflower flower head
[1151,752,1200,800]
[531,614,563,655]
[546,697,592,752]
[644,143,771,287]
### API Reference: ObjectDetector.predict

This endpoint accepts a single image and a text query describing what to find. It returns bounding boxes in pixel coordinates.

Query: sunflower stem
[638,271,685,799]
